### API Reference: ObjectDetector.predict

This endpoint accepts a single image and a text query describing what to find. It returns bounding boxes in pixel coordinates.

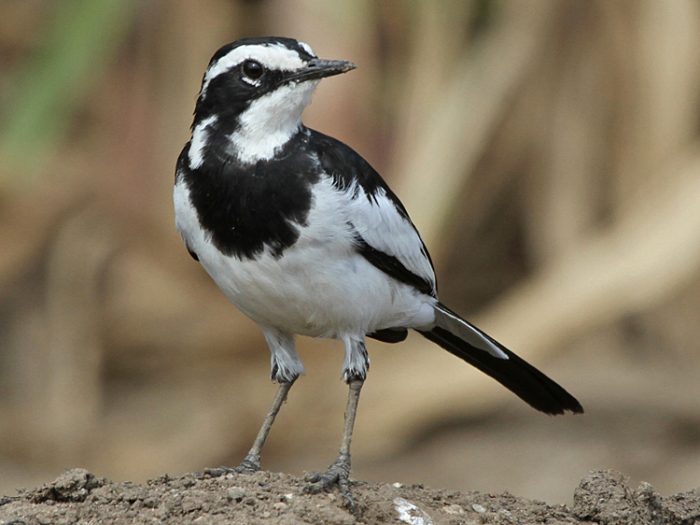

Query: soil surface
[0,468,698,525]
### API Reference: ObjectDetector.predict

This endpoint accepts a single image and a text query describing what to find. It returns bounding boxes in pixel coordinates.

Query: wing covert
[311,129,437,297]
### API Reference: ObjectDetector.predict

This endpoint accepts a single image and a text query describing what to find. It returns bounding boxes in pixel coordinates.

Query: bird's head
[189,37,355,166]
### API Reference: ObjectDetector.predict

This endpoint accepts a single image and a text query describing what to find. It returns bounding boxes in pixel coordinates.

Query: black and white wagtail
[174,36,583,506]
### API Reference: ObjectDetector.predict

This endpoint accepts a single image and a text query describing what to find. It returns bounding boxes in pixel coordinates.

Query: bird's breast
[176,142,321,261]
[175,173,428,336]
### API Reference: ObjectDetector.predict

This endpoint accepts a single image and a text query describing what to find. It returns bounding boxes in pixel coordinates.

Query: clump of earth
[0,468,698,524]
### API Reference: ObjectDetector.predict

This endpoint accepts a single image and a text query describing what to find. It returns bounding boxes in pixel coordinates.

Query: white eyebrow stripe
[299,41,315,57]
[202,44,306,94]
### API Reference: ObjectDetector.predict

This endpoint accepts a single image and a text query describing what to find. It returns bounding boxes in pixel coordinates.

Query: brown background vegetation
[1,0,699,504]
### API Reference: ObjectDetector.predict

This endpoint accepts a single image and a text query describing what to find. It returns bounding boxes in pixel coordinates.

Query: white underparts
[188,115,218,169]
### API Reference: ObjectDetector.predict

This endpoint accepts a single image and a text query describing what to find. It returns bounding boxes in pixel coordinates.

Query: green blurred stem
[0,0,136,184]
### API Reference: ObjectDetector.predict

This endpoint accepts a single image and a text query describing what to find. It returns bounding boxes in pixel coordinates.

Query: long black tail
[418,303,583,415]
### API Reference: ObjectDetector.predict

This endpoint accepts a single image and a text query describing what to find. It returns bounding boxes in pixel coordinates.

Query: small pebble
[443,504,464,515]
[471,503,486,513]
[393,482,403,488]
[226,487,246,502]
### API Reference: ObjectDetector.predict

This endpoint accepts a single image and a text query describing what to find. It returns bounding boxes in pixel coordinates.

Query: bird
[173,36,583,508]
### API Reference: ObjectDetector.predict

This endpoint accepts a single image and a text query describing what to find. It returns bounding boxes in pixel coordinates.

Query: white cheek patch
[202,43,306,94]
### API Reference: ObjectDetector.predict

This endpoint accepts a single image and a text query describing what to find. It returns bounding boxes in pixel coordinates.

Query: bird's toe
[303,457,354,509]
[204,457,261,477]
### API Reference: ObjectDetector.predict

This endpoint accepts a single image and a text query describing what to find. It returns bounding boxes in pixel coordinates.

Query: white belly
[174,178,435,338]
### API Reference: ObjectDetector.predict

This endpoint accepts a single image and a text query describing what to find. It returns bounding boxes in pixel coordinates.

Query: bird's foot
[303,455,354,509]
[204,456,260,477]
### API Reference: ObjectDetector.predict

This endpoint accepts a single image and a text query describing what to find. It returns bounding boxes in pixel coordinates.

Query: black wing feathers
[354,235,435,297]
[367,328,409,343]
[314,131,390,205]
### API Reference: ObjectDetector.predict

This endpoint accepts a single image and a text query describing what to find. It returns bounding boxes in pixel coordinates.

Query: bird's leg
[206,379,295,477]
[238,379,296,471]
[305,377,364,509]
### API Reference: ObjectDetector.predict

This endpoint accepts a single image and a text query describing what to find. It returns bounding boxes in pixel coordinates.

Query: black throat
[177,128,321,261]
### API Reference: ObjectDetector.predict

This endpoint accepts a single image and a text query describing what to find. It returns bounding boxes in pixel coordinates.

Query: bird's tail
[418,303,583,415]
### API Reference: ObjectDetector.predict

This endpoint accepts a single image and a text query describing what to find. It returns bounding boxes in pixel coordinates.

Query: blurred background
[1,0,700,504]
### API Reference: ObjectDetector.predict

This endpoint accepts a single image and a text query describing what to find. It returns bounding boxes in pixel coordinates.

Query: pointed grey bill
[282,59,356,85]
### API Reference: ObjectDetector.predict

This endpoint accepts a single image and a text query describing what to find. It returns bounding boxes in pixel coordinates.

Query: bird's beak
[284,58,356,84]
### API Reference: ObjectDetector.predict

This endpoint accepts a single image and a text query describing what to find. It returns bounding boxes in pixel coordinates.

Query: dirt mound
[0,468,697,524]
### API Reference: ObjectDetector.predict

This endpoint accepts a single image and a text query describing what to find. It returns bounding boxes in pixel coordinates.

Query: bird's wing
[312,130,437,297]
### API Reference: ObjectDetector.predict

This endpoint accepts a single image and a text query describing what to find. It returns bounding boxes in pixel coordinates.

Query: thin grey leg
[206,380,295,476]
[305,379,364,509]
[240,380,294,469]
[338,378,363,461]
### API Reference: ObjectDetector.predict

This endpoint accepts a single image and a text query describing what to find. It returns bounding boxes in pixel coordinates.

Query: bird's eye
[241,60,264,81]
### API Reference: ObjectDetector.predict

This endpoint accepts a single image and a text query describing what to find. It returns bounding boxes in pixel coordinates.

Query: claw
[204,456,260,477]
[303,456,354,509]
